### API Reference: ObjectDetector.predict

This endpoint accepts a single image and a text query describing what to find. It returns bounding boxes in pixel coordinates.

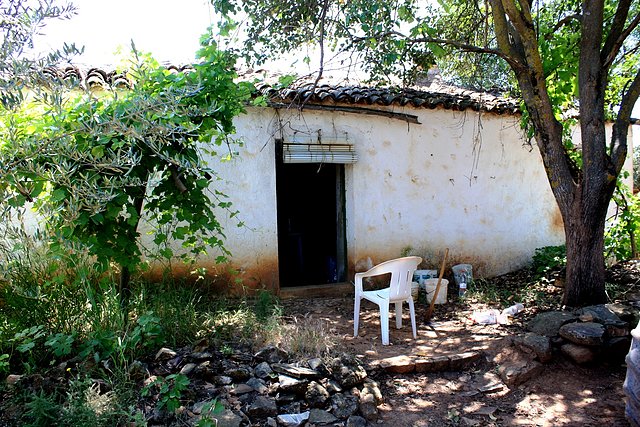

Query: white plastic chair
[353,256,422,345]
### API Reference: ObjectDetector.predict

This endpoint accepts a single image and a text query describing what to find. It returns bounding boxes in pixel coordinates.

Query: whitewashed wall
[186,103,581,290]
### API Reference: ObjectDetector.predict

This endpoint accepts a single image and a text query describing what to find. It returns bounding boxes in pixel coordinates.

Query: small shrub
[532,245,566,275]
[142,373,190,414]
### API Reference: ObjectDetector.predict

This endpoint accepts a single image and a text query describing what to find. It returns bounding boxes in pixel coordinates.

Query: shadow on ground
[281,296,628,427]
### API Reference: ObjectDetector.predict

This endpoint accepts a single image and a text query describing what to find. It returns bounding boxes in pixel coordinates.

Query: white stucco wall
[195,104,572,288]
[12,103,631,290]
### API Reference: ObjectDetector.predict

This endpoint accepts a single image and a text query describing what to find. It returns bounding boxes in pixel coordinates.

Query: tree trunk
[562,190,610,306]
[119,195,145,313]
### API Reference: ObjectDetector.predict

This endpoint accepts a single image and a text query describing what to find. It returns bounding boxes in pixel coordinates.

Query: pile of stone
[525,303,639,365]
[483,303,639,388]
[140,345,382,427]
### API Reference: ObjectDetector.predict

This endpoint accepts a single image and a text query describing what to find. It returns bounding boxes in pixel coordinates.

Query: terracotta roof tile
[257,82,519,114]
[39,66,520,115]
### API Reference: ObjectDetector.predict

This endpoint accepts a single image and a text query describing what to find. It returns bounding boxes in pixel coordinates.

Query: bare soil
[281,282,632,427]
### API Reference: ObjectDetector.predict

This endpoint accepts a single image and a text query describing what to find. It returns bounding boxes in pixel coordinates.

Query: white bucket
[411,282,420,299]
[422,278,448,304]
[413,269,438,284]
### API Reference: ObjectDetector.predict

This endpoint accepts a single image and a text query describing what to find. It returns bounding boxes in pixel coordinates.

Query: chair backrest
[363,256,422,301]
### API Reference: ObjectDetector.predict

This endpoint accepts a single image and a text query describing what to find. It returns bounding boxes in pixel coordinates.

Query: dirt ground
[280,294,630,427]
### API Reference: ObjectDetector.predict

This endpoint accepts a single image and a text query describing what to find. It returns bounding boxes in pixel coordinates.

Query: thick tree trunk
[562,189,610,307]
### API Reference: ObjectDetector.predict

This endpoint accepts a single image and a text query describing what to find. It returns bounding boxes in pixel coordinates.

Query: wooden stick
[425,248,449,322]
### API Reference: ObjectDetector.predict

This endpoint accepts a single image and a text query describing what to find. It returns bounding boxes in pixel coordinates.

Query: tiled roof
[40,66,520,115]
[256,82,520,115]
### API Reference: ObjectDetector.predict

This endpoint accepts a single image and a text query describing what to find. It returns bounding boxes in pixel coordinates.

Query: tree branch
[602,3,640,70]
[547,13,581,38]
[611,66,640,171]
[350,31,523,69]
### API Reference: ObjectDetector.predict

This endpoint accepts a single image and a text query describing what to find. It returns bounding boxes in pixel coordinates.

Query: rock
[211,409,243,427]
[179,363,197,376]
[606,303,640,326]
[576,305,623,324]
[246,395,277,418]
[308,408,338,425]
[191,351,214,361]
[606,321,631,338]
[559,322,605,346]
[359,384,380,421]
[331,393,359,419]
[527,311,578,337]
[331,354,368,388]
[305,381,330,408]
[5,374,22,386]
[266,417,277,427]
[254,361,273,379]
[279,401,303,415]
[307,357,331,376]
[514,333,553,363]
[415,355,450,373]
[230,383,254,395]
[321,377,343,393]
[379,355,415,373]
[276,411,310,427]
[254,345,289,364]
[213,375,233,386]
[346,415,368,427]
[461,417,481,426]
[224,364,252,382]
[155,347,177,361]
[362,379,383,405]
[272,363,320,379]
[561,343,597,364]
[246,377,268,394]
[498,359,543,387]
[278,374,309,395]
[495,345,543,387]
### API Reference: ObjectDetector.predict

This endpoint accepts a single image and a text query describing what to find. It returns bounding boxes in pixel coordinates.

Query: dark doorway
[276,145,346,287]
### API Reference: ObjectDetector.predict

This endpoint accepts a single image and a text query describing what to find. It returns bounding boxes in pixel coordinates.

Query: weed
[280,314,336,357]
[142,373,190,413]
[531,245,566,275]
[196,399,225,427]
[21,390,60,427]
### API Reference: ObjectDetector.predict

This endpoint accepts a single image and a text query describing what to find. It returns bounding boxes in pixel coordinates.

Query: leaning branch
[601,0,632,67]
[350,31,522,69]
[611,67,640,171]
[602,10,640,70]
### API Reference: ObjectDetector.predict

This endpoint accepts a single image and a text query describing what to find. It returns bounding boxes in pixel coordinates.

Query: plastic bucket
[422,278,448,304]
[411,282,420,299]
[625,320,640,426]
[413,269,438,284]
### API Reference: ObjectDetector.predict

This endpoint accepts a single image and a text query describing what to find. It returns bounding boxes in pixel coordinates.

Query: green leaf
[50,188,66,203]
[91,145,105,158]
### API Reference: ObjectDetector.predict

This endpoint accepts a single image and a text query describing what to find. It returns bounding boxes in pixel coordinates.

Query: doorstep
[278,282,354,299]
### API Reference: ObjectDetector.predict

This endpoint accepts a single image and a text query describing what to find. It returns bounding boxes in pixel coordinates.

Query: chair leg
[408,298,417,339]
[353,297,361,337]
[380,303,390,345]
[395,302,402,329]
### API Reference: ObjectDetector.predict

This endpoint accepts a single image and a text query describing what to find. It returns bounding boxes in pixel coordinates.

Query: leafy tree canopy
[1,11,256,297]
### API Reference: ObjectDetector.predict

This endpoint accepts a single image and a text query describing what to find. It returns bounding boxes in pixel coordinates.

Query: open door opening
[276,144,347,287]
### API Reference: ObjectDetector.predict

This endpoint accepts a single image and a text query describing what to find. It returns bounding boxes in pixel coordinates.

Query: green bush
[531,245,566,275]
